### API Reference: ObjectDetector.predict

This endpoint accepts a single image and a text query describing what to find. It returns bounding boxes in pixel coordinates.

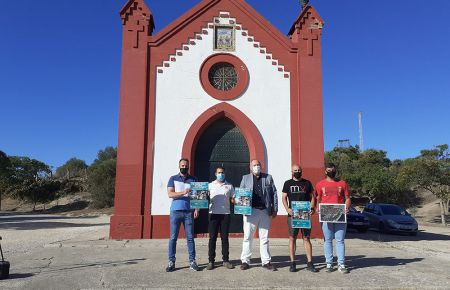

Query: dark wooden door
[194,118,250,234]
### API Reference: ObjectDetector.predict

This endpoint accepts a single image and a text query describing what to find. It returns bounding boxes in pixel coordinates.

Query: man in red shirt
[315,163,351,274]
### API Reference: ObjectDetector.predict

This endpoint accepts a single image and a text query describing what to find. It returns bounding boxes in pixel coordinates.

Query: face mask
[293,172,302,179]
[252,165,261,175]
[216,173,225,181]
[180,167,188,175]
[326,171,336,178]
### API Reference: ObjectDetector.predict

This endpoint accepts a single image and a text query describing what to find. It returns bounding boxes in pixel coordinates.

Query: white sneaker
[338,264,349,274]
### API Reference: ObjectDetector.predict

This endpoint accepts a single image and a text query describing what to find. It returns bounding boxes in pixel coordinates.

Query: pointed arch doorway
[194,117,249,234]
[182,102,267,236]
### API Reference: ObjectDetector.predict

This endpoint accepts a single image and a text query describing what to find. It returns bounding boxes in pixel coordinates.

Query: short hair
[215,166,225,173]
[179,158,189,164]
[325,162,336,169]
[250,159,260,165]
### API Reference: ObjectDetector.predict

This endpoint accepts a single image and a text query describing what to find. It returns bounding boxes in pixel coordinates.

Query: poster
[234,188,252,215]
[189,182,209,209]
[319,203,347,223]
[291,201,311,229]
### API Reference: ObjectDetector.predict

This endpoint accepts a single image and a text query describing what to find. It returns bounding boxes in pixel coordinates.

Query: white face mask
[252,165,261,175]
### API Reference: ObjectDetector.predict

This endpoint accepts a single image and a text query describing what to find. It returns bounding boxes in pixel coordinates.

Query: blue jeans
[321,222,347,266]
[168,210,196,263]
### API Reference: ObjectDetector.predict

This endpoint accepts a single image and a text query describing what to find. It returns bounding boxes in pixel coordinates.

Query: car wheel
[379,222,387,234]
[357,228,368,233]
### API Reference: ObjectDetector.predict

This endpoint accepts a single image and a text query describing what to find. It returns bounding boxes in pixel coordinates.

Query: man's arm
[269,175,278,216]
[282,192,293,216]
[310,182,316,213]
[344,182,351,213]
[240,175,246,188]
[345,196,351,214]
[167,187,190,198]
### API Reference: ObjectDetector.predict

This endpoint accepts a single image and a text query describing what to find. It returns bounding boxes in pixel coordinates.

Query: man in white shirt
[207,166,235,270]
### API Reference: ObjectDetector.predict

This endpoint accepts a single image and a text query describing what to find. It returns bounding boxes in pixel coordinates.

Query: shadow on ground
[346,255,424,269]
[0,214,108,230]
[346,228,450,242]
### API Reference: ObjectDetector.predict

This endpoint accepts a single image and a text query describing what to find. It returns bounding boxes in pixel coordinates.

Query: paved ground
[0,213,449,289]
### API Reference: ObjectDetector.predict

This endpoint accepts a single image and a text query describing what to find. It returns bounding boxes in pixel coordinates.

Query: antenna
[337,139,350,148]
[358,111,364,152]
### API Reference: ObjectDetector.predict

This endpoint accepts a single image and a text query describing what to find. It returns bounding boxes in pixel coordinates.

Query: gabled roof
[150,0,295,51]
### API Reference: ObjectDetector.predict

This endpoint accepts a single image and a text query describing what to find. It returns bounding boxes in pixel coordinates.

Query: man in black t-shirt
[282,164,318,273]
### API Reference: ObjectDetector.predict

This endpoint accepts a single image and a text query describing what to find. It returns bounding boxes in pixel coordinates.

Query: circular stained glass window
[208,62,239,91]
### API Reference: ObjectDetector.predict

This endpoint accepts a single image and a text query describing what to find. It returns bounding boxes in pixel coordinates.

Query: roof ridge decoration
[120,0,155,48]
[156,12,290,79]
[289,5,324,56]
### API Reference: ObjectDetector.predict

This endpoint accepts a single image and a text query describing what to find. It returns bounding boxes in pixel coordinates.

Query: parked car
[362,203,418,235]
[347,207,370,233]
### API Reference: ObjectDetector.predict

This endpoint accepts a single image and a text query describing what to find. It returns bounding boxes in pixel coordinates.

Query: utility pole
[358,111,364,152]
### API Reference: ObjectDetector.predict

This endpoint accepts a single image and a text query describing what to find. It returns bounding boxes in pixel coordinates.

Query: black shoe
[289,262,296,272]
[165,261,175,272]
[240,262,250,270]
[190,261,200,271]
[306,262,318,272]
[262,262,277,271]
[206,262,214,270]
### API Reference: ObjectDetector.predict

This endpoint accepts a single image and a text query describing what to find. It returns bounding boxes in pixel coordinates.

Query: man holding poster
[166,158,200,272]
[206,166,235,270]
[315,163,351,274]
[282,164,318,273]
[239,159,278,271]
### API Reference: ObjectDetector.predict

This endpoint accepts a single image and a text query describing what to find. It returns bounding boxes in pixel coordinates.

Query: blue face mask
[216,173,225,181]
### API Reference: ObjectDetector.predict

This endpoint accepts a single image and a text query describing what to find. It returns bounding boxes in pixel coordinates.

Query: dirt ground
[0,212,449,289]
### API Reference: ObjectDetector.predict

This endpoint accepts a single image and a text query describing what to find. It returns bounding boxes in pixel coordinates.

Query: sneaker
[190,261,200,271]
[289,262,296,273]
[262,262,277,271]
[223,261,234,269]
[165,261,175,272]
[306,262,318,273]
[326,263,334,273]
[240,262,250,270]
[338,264,349,274]
[206,262,214,270]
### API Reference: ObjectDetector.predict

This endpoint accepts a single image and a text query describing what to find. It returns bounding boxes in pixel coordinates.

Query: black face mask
[180,168,189,175]
[293,172,302,179]
[326,171,336,178]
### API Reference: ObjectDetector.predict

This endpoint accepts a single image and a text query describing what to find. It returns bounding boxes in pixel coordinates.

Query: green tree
[6,156,55,210]
[9,156,51,182]
[0,150,12,210]
[325,146,415,206]
[87,147,117,208]
[55,158,88,179]
[398,145,450,225]
[8,178,60,211]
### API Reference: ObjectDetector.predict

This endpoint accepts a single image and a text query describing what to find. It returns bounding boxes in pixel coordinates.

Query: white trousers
[241,208,272,265]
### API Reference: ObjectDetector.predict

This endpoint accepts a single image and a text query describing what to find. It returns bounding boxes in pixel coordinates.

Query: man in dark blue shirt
[165,158,200,272]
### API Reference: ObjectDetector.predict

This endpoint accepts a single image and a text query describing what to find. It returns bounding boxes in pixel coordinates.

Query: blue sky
[1,0,449,169]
